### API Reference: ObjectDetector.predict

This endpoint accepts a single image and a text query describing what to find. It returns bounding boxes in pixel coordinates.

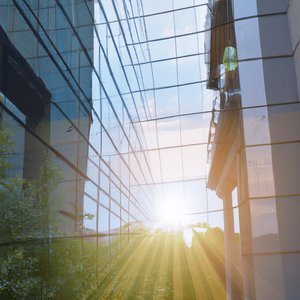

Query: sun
[162,199,183,223]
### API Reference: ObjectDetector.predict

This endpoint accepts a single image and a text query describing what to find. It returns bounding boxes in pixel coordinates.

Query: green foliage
[0,123,103,299]
[204,227,225,254]
[0,123,15,180]
[155,227,163,233]
[188,222,209,229]
[0,123,226,299]
[0,159,65,243]
[90,230,226,300]
[69,202,95,235]
[206,227,224,237]
[121,222,150,235]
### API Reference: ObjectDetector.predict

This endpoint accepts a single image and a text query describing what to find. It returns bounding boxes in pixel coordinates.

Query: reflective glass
[157,117,181,148]
[160,147,183,182]
[141,121,159,150]
[98,206,109,233]
[195,5,209,31]
[180,114,206,145]
[148,38,176,61]
[145,13,175,40]
[147,150,162,183]
[182,145,207,180]
[174,8,197,35]
[83,195,97,234]
[121,209,128,222]
[121,193,129,211]
[87,159,99,184]
[111,200,121,217]
[233,0,258,19]
[111,182,120,203]
[85,180,98,200]
[178,83,203,114]
[139,63,154,90]
[243,107,271,146]
[100,190,110,208]
[177,56,200,85]
[125,65,139,91]
[155,87,179,118]
[152,59,178,88]
[142,0,173,15]
[207,211,224,229]
[174,0,194,9]
[240,59,267,107]
[250,198,280,253]
[246,146,276,198]
[207,188,223,212]
[197,32,205,54]
[176,34,199,57]
[235,18,262,60]
[184,180,207,214]
[4,0,291,297]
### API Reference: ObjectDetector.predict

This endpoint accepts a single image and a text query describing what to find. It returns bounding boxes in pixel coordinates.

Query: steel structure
[1,0,300,299]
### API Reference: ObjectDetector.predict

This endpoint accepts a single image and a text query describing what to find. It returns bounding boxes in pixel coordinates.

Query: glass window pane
[111,182,120,204]
[182,145,207,180]
[176,34,199,57]
[177,56,200,85]
[148,38,176,61]
[181,114,206,145]
[163,182,184,204]
[233,0,258,19]
[142,0,173,15]
[141,121,159,150]
[208,211,224,229]
[110,213,120,230]
[121,209,128,222]
[85,180,98,200]
[246,146,275,198]
[157,118,181,148]
[207,189,223,212]
[145,13,175,40]
[111,200,120,217]
[87,159,99,184]
[100,172,110,193]
[235,18,262,60]
[243,107,271,146]
[83,195,97,234]
[121,193,129,211]
[174,8,196,35]
[99,206,109,233]
[139,63,154,90]
[147,150,162,183]
[153,60,177,88]
[160,148,183,182]
[173,0,194,9]
[250,198,280,253]
[100,191,109,208]
[178,83,203,114]
[240,59,267,107]
[195,5,209,31]
[155,87,179,118]
[184,180,207,214]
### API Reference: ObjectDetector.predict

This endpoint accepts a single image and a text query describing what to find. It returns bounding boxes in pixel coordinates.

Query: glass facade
[0,0,300,299]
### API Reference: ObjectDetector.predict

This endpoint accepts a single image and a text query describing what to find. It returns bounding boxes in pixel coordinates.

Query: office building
[0,0,299,299]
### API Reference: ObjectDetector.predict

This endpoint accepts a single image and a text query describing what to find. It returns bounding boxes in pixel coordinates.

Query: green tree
[0,122,66,297]
[0,122,101,299]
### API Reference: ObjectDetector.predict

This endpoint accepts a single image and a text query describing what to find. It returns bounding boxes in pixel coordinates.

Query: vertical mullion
[108,162,111,272]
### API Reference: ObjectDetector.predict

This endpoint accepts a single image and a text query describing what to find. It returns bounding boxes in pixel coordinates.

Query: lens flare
[162,199,183,223]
